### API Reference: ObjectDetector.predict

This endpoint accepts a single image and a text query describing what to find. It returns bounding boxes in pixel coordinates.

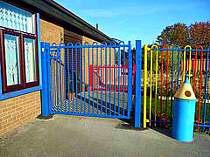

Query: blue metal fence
[41,41,134,120]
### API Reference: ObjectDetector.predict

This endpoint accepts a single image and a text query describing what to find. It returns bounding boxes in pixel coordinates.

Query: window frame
[22,33,39,89]
[0,15,39,93]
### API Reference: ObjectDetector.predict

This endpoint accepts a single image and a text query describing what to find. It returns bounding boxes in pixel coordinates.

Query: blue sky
[55,0,210,45]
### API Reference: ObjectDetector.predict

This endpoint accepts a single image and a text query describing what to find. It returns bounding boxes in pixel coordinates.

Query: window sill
[0,86,42,101]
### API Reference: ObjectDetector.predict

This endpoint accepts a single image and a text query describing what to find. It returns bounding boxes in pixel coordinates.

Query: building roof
[5,0,112,42]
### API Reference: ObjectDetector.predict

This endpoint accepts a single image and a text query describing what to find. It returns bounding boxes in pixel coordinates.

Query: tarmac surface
[0,115,210,157]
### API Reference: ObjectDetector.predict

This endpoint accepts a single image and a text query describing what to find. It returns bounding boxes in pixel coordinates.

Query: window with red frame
[0,2,39,93]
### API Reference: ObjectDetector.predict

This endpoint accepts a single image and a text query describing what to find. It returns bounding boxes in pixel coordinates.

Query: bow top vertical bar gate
[41,41,135,120]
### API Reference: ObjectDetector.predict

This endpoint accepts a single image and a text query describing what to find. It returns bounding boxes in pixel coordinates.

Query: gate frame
[135,40,142,128]
[40,41,142,128]
[41,42,51,117]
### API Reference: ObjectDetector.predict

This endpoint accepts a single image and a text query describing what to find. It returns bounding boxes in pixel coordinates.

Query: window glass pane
[4,34,20,86]
[0,2,34,34]
[24,38,36,83]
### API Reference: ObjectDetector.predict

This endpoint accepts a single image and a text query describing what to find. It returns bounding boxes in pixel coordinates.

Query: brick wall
[40,19,64,44]
[0,91,41,136]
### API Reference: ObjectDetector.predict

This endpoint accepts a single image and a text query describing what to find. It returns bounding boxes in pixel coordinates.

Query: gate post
[135,40,142,128]
[41,42,51,117]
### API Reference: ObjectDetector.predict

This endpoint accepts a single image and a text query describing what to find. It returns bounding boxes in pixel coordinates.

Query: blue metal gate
[41,42,133,119]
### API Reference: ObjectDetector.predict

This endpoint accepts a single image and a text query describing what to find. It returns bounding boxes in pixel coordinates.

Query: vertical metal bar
[203,48,209,131]
[109,45,112,115]
[88,47,91,115]
[68,48,71,112]
[58,47,62,112]
[122,45,125,116]
[105,45,108,115]
[151,45,158,126]
[64,48,68,112]
[165,47,169,127]
[47,43,52,115]
[183,47,186,83]
[128,41,132,118]
[80,47,82,113]
[171,47,175,121]
[83,46,86,114]
[50,56,55,112]
[177,48,180,90]
[92,47,95,114]
[143,45,148,128]
[193,47,198,94]
[154,47,159,127]
[160,45,164,126]
[66,48,70,111]
[41,42,50,117]
[135,40,142,128]
[55,52,59,111]
[193,48,198,126]
[96,46,99,114]
[100,46,103,113]
[118,46,121,116]
[187,46,192,80]
[71,47,74,113]
[75,47,78,112]
[198,46,204,130]
[208,49,210,132]
[114,47,116,115]
[149,46,153,126]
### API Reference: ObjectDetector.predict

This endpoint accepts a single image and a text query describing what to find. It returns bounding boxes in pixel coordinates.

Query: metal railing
[142,44,210,132]
[41,42,133,119]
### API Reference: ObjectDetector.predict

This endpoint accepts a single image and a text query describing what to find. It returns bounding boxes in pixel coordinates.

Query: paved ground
[0,115,210,157]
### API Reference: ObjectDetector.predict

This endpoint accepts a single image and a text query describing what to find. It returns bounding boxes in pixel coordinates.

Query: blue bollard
[172,75,197,142]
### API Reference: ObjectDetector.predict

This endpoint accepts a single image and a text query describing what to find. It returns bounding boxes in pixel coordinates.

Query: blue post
[128,41,132,118]
[135,40,142,128]
[41,42,50,117]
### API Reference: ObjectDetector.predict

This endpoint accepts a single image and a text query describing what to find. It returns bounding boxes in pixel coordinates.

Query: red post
[160,45,165,126]
[165,47,169,127]
[89,65,93,91]
[198,45,204,130]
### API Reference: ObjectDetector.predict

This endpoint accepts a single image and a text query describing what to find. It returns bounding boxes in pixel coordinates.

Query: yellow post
[143,45,148,128]
[183,48,186,83]
[151,45,159,127]
[184,45,192,80]
[149,47,153,127]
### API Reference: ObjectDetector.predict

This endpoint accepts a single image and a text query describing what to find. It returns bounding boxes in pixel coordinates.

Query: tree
[156,21,210,48]
[157,23,189,47]
[189,22,210,48]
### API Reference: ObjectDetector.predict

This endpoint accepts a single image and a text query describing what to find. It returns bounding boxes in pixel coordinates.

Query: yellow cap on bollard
[174,75,196,100]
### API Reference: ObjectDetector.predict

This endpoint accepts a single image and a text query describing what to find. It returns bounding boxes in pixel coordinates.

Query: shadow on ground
[1,115,210,157]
